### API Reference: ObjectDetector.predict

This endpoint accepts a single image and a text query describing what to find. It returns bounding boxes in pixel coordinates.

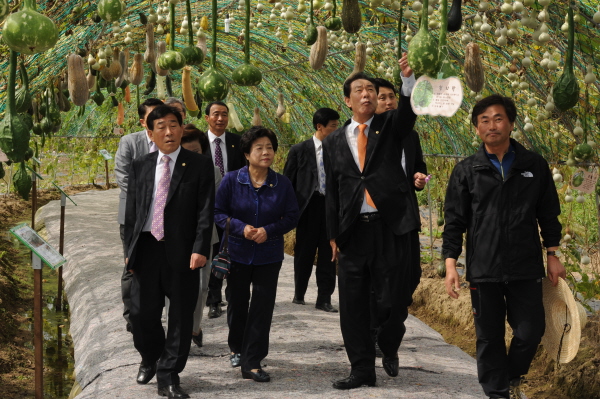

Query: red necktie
[357,124,376,209]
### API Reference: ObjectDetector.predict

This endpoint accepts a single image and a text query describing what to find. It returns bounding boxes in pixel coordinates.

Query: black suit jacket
[323,96,419,246]
[124,147,215,271]
[283,138,319,215]
[403,130,427,192]
[205,131,246,172]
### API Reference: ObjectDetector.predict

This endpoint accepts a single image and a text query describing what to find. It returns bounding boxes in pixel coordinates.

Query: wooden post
[32,254,43,399]
[57,193,66,310]
[105,159,110,189]
[427,183,434,265]
[31,164,37,229]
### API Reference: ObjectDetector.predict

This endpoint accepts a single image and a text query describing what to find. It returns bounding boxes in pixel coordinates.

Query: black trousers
[337,218,415,379]
[206,226,224,306]
[294,193,336,304]
[119,224,132,326]
[129,233,199,388]
[470,279,545,399]
[370,230,421,332]
[225,260,282,371]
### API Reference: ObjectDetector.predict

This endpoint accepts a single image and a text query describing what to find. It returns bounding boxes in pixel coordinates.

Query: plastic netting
[0,0,599,159]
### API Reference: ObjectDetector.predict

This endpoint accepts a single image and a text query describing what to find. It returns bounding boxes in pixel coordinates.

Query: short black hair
[372,78,397,96]
[137,98,164,120]
[312,108,340,130]
[240,126,278,156]
[472,94,517,126]
[182,124,209,154]
[146,105,183,130]
[205,101,229,115]
[343,72,377,98]
[165,97,186,115]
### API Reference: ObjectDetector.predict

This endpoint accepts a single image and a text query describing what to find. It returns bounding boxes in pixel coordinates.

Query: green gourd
[0,0,9,22]
[553,5,579,111]
[97,0,126,22]
[197,0,229,101]
[157,3,187,70]
[325,0,342,31]
[341,0,361,34]
[305,0,318,45]
[232,0,262,86]
[0,51,30,164]
[182,0,204,65]
[446,0,462,32]
[2,0,59,55]
[13,161,32,200]
[407,0,440,77]
[437,0,456,78]
[15,61,32,113]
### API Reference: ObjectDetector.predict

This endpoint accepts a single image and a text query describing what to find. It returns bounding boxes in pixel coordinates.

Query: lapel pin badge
[375,131,380,134]
[269,184,273,187]
[182,163,186,166]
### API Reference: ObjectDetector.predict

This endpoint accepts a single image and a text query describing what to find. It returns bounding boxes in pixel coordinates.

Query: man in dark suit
[283,108,340,312]
[115,97,165,332]
[203,101,246,319]
[125,105,215,398]
[323,55,426,390]
[370,77,428,356]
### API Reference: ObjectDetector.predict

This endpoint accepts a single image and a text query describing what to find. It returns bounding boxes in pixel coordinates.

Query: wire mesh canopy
[0,0,599,159]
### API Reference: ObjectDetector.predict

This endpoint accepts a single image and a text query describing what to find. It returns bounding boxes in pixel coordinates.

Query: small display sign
[99,149,113,160]
[571,168,598,194]
[9,223,66,270]
[410,76,463,117]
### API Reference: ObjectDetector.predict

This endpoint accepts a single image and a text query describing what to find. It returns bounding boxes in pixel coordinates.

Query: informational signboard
[9,223,66,270]
[571,168,598,194]
[51,181,77,206]
[410,76,463,117]
[99,149,113,160]
[26,165,44,180]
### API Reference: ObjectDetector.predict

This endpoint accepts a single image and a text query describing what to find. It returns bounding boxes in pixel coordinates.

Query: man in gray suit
[115,98,164,332]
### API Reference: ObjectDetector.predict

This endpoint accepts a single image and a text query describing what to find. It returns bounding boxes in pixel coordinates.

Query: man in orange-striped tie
[323,53,425,390]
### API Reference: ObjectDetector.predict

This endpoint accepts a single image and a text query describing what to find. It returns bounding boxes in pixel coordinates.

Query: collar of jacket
[237,165,279,188]
[473,138,535,171]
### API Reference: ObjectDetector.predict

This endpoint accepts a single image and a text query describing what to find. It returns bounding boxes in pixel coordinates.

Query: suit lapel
[304,139,318,179]
[337,122,361,174]
[225,132,239,170]
[137,130,150,156]
[166,149,188,204]
[365,115,383,169]
[143,152,158,217]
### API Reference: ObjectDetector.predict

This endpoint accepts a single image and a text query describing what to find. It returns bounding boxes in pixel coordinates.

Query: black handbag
[211,218,231,279]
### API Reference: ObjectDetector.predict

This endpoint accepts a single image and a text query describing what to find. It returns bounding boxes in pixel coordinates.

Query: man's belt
[359,212,380,222]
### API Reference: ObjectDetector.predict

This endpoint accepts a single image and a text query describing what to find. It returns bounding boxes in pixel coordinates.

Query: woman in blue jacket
[214,126,299,382]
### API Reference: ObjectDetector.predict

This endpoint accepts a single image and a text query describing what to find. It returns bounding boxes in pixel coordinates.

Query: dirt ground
[0,185,113,398]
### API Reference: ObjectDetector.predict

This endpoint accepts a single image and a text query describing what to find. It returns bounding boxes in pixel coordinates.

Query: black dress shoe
[192,330,203,347]
[332,374,376,389]
[136,361,157,384]
[242,368,270,382]
[382,355,399,377]
[208,303,222,319]
[315,302,338,313]
[157,384,190,398]
[292,296,305,305]
[230,353,241,367]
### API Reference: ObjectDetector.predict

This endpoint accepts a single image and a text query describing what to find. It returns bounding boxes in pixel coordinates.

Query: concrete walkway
[37,189,486,399]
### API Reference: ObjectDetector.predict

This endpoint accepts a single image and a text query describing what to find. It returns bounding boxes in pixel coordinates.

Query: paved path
[37,189,486,399]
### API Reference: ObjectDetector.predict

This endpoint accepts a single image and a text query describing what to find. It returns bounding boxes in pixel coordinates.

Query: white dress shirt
[345,116,378,214]
[142,146,181,232]
[207,130,229,173]
[312,135,326,195]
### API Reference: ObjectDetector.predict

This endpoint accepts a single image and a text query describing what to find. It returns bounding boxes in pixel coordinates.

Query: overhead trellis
[0,0,599,160]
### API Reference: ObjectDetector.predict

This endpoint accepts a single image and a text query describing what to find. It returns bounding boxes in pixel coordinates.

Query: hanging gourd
[15,61,32,113]
[407,0,440,77]
[446,0,462,32]
[232,0,262,86]
[552,4,579,112]
[182,66,200,116]
[0,0,9,22]
[97,0,126,22]
[325,0,342,31]
[197,0,229,101]
[2,0,59,55]
[341,0,361,34]
[305,0,318,45]
[155,41,169,76]
[464,42,485,92]
[181,0,204,65]
[0,51,30,165]
[67,54,90,106]
[309,26,328,70]
[157,2,187,71]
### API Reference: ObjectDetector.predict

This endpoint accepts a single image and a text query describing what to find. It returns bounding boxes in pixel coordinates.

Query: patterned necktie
[149,142,157,153]
[318,145,326,195]
[214,137,225,177]
[357,124,376,208]
[151,155,171,241]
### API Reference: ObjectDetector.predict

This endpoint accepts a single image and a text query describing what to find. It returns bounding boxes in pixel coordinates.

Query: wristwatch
[547,250,559,257]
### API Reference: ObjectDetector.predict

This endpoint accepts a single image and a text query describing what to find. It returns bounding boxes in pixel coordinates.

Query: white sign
[99,149,113,160]
[410,76,463,117]
[10,223,66,270]
[571,168,598,194]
